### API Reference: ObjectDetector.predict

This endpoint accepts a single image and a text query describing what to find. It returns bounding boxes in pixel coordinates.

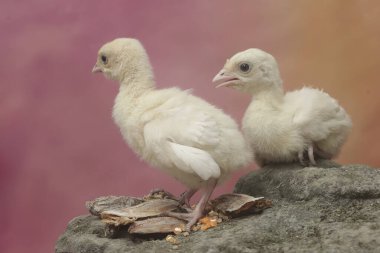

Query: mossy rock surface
[56,162,380,253]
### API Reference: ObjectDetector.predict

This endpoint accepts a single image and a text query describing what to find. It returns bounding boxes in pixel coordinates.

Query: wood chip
[86,196,144,216]
[128,217,186,234]
[143,190,177,201]
[211,193,271,217]
[101,215,136,226]
[100,199,179,225]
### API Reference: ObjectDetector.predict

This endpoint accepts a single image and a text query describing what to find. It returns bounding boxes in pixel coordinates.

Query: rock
[235,160,380,201]
[56,162,380,253]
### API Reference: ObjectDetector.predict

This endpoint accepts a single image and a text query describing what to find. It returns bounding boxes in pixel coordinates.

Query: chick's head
[212,49,282,94]
[92,38,151,83]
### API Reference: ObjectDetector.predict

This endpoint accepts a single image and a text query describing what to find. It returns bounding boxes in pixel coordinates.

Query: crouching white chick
[212,48,352,166]
[92,38,252,230]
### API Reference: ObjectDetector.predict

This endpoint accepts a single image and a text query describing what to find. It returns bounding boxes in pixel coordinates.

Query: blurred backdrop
[1,1,380,252]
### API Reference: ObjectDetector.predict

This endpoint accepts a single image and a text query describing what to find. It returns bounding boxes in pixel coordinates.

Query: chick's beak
[212,69,240,88]
[92,63,102,73]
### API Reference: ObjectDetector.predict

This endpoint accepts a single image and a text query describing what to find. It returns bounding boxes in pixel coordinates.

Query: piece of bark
[100,199,180,226]
[86,196,144,216]
[101,215,137,226]
[128,217,186,234]
[211,193,272,217]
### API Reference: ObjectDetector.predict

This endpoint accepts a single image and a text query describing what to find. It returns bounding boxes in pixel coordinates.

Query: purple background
[1,1,380,252]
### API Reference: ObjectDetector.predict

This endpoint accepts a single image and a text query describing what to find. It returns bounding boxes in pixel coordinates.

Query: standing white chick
[92,38,252,229]
[212,49,352,166]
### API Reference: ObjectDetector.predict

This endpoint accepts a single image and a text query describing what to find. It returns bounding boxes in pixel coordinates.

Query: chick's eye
[239,63,251,72]
[101,55,108,64]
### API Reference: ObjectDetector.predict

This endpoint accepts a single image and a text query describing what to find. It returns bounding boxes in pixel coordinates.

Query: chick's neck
[119,65,155,99]
[249,81,284,108]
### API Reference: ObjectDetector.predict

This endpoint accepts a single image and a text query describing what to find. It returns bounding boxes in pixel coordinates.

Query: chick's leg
[308,145,316,165]
[179,189,197,207]
[186,179,217,230]
[298,151,306,166]
[164,178,217,231]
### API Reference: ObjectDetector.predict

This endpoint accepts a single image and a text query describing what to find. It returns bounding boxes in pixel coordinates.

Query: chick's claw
[164,210,204,231]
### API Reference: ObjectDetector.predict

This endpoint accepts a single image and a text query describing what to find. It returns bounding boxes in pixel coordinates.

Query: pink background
[1,1,380,252]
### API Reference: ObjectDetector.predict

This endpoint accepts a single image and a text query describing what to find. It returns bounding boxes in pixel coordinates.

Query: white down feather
[133,88,251,188]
